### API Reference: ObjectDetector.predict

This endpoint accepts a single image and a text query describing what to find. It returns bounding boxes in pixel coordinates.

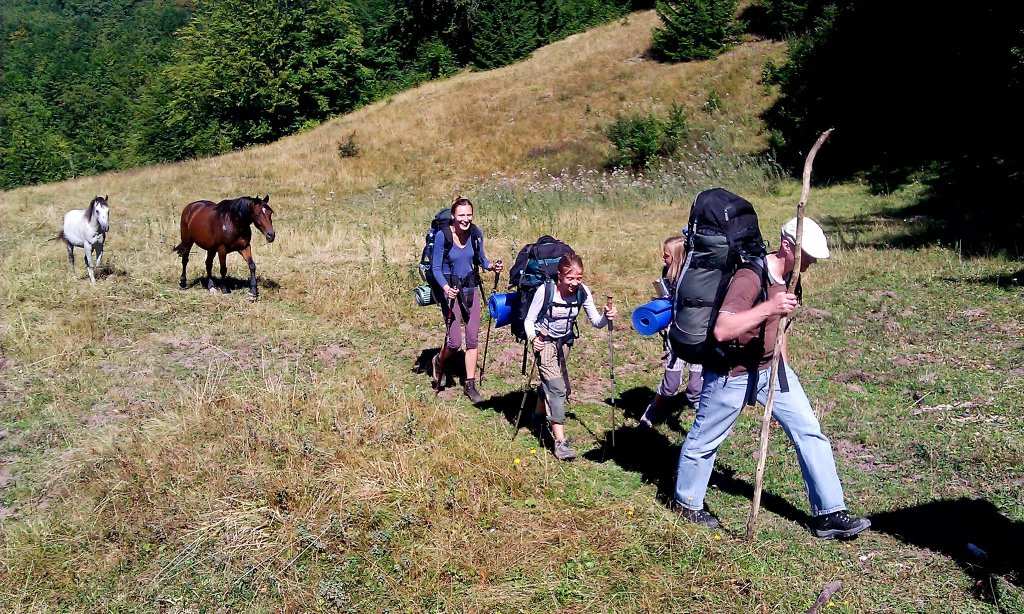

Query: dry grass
[1,10,1022,613]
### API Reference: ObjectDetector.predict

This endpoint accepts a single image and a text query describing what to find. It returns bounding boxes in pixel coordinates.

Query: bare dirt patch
[796,307,833,321]
[494,346,524,370]
[834,439,895,473]
[834,369,876,384]
[85,401,125,428]
[315,343,352,368]
[0,459,14,522]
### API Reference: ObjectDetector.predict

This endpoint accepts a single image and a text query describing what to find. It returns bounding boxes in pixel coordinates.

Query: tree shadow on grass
[819,176,1024,263]
[870,498,1024,599]
[945,268,1024,289]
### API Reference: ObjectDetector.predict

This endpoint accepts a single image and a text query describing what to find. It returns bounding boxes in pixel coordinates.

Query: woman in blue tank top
[430,197,503,403]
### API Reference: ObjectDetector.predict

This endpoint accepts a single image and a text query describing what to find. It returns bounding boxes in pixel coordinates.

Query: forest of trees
[0,0,646,189]
[4,0,1022,248]
[759,0,1024,248]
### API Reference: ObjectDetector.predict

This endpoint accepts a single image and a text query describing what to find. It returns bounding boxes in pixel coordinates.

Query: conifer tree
[469,0,539,69]
[651,0,738,62]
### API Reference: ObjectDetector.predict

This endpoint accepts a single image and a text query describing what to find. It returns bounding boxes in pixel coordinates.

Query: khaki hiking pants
[535,337,570,424]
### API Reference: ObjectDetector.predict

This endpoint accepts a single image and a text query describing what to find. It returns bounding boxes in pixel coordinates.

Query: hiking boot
[671,502,721,529]
[431,354,444,389]
[638,402,655,428]
[553,439,577,461]
[463,378,484,404]
[811,510,871,539]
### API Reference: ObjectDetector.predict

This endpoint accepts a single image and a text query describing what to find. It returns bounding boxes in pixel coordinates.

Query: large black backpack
[669,188,768,368]
[419,208,483,301]
[507,235,575,341]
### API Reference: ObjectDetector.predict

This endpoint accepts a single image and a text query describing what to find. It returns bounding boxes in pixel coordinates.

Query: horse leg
[83,240,96,284]
[241,246,257,299]
[179,241,192,289]
[65,241,74,270]
[218,246,229,294]
[94,240,104,269]
[205,249,216,293]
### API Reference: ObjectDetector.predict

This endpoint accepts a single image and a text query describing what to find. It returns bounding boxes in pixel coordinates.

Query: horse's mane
[215,197,260,222]
[83,196,106,221]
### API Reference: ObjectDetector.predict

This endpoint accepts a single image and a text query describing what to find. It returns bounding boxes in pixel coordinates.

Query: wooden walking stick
[745,128,833,541]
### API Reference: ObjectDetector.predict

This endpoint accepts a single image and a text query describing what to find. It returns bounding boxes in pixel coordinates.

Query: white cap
[781,217,830,259]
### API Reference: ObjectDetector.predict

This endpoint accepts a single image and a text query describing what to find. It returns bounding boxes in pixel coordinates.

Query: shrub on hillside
[605,104,688,172]
[742,0,827,39]
[650,0,738,62]
[337,132,360,158]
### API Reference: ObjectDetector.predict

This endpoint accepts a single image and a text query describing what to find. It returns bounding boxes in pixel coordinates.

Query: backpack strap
[740,258,769,407]
[470,224,484,283]
[440,225,454,266]
[538,281,586,343]
[442,224,484,288]
[541,279,555,322]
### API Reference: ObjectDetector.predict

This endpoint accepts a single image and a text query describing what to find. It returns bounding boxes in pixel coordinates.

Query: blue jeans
[674,365,847,516]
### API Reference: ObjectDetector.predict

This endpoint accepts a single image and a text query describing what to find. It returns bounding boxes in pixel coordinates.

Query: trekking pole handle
[605,295,615,332]
[492,260,502,291]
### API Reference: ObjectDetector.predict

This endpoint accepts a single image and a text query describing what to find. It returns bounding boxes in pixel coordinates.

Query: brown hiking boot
[553,439,577,461]
[463,378,483,404]
[431,354,442,389]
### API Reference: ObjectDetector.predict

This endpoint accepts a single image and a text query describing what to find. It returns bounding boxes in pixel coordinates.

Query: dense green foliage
[605,104,687,171]
[748,0,828,38]
[764,0,1024,251]
[0,0,190,188]
[650,0,738,62]
[0,0,646,189]
[138,0,369,161]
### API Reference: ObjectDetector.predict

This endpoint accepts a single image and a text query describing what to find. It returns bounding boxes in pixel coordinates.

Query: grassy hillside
[1,10,1022,612]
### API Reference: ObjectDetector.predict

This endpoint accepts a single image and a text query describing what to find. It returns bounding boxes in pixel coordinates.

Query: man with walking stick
[670,217,871,539]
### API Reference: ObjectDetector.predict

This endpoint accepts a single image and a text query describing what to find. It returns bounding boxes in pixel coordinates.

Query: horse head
[89,195,110,233]
[250,194,275,243]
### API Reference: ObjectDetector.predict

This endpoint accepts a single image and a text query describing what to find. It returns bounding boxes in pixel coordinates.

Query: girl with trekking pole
[638,236,704,428]
[524,253,617,460]
[430,197,503,403]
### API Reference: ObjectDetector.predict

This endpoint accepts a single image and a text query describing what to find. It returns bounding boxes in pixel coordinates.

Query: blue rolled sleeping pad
[487,292,517,328]
[631,298,673,336]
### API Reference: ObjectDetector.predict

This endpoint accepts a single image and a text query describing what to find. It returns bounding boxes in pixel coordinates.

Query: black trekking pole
[478,261,501,385]
[438,283,458,390]
[605,295,617,451]
[511,345,537,441]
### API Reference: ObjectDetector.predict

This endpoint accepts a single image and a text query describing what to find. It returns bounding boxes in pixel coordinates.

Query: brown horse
[173,195,276,297]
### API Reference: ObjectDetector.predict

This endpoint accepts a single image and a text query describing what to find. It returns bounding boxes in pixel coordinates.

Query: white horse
[55,195,110,284]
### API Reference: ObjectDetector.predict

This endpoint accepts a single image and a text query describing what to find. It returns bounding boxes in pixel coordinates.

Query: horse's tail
[172,241,187,256]
[43,230,64,245]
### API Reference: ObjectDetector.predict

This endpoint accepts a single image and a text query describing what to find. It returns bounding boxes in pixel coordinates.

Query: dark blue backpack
[418,208,483,301]
[507,235,575,341]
